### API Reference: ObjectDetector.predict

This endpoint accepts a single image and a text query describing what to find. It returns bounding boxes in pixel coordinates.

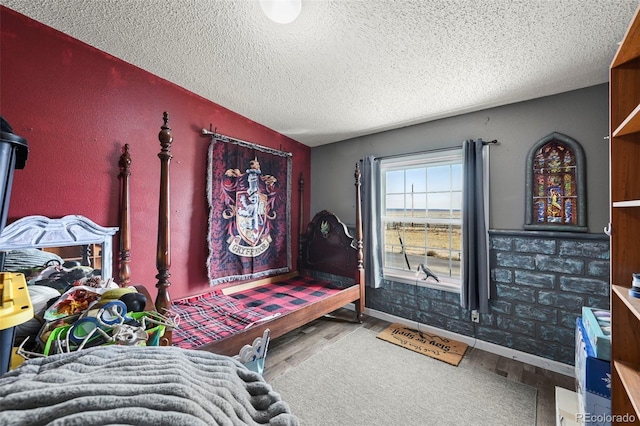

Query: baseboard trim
[345,304,575,378]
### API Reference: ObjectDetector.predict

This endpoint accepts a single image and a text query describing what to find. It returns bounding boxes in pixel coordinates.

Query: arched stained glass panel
[532,141,577,224]
[525,133,587,232]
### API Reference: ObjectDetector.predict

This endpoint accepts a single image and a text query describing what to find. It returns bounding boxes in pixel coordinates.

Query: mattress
[171,275,344,349]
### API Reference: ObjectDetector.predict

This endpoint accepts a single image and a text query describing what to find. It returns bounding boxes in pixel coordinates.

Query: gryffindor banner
[207,135,291,286]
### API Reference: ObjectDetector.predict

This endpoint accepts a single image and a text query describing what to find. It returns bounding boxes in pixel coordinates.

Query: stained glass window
[525,133,587,232]
[533,141,576,224]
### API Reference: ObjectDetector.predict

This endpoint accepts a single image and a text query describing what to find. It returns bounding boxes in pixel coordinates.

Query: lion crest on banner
[222,157,278,257]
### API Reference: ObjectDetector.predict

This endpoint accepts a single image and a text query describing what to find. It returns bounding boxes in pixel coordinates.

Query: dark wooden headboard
[300,210,358,278]
[299,163,364,284]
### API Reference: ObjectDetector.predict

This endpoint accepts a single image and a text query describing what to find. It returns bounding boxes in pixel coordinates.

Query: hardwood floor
[263,309,575,426]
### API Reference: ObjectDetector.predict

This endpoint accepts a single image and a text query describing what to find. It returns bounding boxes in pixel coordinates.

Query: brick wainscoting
[365,229,610,365]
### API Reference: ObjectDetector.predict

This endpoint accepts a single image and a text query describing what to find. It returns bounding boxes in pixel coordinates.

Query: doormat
[376,323,468,366]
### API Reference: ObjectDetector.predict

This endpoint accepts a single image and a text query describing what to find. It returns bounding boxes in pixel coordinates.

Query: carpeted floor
[270,327,537,426]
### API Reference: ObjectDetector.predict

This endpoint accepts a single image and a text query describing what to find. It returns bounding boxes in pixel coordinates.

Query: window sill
[383,270,460,293]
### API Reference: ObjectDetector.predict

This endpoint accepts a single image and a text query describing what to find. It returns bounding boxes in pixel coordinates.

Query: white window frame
[379,148,464,292]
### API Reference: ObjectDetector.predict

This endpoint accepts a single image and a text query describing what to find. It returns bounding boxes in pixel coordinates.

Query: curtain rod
[374,139,498,161]
[200,127,293,157]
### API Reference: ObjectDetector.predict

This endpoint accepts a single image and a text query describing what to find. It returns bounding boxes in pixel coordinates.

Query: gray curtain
[362,156,383,288]
[461,139,490,313]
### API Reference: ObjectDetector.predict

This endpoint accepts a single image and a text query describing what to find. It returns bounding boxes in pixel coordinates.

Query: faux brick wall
[365,229,610,365]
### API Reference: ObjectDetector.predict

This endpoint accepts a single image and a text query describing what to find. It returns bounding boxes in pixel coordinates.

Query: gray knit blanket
[0,346,299,426]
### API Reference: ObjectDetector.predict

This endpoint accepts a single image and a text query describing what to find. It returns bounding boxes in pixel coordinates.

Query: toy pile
[14,264,176,360]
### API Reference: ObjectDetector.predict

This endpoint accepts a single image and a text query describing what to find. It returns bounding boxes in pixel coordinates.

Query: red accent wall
[0,6,311,300]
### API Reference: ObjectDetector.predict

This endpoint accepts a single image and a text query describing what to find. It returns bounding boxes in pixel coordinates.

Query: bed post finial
[156,112,173,314]
[118,144,131,287]
[159,112,172,155]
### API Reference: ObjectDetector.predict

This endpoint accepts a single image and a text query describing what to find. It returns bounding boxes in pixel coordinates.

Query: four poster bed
[1,113,327,425]
[0,113,364,424]
[0,112,365,424]
[138,113,366,357]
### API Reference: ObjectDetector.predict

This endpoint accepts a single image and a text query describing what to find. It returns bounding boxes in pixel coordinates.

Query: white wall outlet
[471,310,480,323]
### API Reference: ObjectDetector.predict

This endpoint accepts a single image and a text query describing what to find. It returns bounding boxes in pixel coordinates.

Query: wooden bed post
[298,173,305,235]
[118,144,131,287]
[354,162,365,321]
[155,112,172,313]
[298,172,304,267]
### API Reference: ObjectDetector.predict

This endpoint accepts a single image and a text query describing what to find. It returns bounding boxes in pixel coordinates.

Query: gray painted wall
[310,84,609,233]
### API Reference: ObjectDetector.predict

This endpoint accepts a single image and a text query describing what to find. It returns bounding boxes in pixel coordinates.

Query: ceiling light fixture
[259,0,302,24]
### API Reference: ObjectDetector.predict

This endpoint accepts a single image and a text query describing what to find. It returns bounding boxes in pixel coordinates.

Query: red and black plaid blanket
[171,275,345,350]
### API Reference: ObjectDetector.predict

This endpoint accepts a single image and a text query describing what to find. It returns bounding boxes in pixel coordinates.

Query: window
[380,149,462,290]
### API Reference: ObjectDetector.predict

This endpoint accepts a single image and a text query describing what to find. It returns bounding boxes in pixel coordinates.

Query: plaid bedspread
[171,276,345,350]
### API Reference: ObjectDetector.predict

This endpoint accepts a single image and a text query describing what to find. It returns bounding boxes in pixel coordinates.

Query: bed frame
[118,113,365,356]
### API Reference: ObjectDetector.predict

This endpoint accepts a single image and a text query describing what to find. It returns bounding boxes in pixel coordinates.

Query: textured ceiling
[1,0,638,147]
